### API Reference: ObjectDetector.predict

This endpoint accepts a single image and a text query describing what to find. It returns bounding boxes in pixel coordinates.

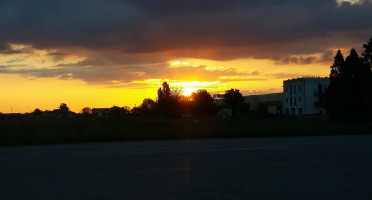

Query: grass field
[1,117,371,146]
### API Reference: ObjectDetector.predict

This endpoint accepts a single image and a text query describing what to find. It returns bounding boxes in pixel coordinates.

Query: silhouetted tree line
[30,103,130,118]
[131,81,248,118]
[132,81,218,117]
[325,35,372,119]
[31,103,76,118]
[23,84,247,119]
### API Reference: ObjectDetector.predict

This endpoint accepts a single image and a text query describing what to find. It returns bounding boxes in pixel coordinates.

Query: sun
[171,81,221,96]
[182,88,198,96]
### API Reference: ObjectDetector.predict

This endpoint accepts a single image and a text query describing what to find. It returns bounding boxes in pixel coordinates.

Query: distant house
[213,93,283,116]
[212,94,224,99]
[212,94,225,107]
[92,108,109,118]
[283,77,330,117]
[41,109,76,118]
[244,93,283,115]
[0,113,24,120]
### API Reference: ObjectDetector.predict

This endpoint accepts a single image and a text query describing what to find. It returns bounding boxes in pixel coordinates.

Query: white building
[283,77,330,116]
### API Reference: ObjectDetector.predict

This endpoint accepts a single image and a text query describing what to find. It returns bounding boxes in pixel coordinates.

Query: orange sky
[1,0,371,113]
[0,49,331,113]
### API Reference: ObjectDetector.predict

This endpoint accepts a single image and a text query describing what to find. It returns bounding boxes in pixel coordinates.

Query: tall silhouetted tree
[347,49,372,117]
[156,81,182,117]
[191,89,216,116]
[224,89,244,116]
[325,50,347,118]
[346,49,369,80]
[362,35,372,69]
[329,50,345,81]
[326,48,372,119]
[361,35,372,115]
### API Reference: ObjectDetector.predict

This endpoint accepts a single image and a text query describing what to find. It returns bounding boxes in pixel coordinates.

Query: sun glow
[170,81,223,96]
[169,60,191,67]
[182,88,199,96]
[170,61,181,65]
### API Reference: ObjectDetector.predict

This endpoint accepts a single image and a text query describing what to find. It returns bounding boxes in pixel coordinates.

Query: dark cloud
[222,78,268,82]
[0,61,256,84]
[0,42,20,54]
[274,49,338,64]
[320,50,335,63]
[270,72,312,79]
[0,65,69,78]
[0,0,371,58]
[275,56,317,65]
[0,0,372,83]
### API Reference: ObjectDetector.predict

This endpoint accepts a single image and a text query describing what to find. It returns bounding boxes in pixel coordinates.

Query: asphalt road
[1,135,372,200]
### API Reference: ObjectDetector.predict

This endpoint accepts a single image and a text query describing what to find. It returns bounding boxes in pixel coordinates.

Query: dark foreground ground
[1,135,372,200]
[1,118,372,146]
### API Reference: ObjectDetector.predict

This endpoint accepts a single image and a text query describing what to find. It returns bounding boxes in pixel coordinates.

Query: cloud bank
[0,0,371,83]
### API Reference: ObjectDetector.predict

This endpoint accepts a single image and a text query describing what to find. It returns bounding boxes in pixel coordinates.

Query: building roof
[284,77,329,83]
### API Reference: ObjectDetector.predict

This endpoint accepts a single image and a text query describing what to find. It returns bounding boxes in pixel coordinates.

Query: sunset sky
[1,0,372,113]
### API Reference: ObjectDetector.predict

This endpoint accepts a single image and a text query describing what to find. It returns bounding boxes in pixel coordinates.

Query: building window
[294,97,297,106]
[298,96,301,103]
[286,97,288,103]
[291,108,296,115]
[294,85,297,94]
[290,97,293,106]
[298,108,303,115]
[318,84,323,93]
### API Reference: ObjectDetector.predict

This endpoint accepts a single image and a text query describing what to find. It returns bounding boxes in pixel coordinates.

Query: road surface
[1,135,372,199]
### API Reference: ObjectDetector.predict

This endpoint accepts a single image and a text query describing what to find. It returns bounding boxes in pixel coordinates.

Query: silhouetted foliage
[156,81,182,117]
[326,47,372,119]
[141,98,156,110]
[362,35,372,116]
[179,96,192,116]
[362,35,372,69]
[190,89,216,116]
[133,98,156,116]
[82,107,92,115]
[329,50,345,81]
[108,106,129,117]
[223,89,244,116]
[33,108,42,116]
[59,103,69,112]
[3,117,372,146]
[57,103,71,117]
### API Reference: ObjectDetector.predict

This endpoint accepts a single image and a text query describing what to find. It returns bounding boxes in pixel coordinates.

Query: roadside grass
[0,117,371,146]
